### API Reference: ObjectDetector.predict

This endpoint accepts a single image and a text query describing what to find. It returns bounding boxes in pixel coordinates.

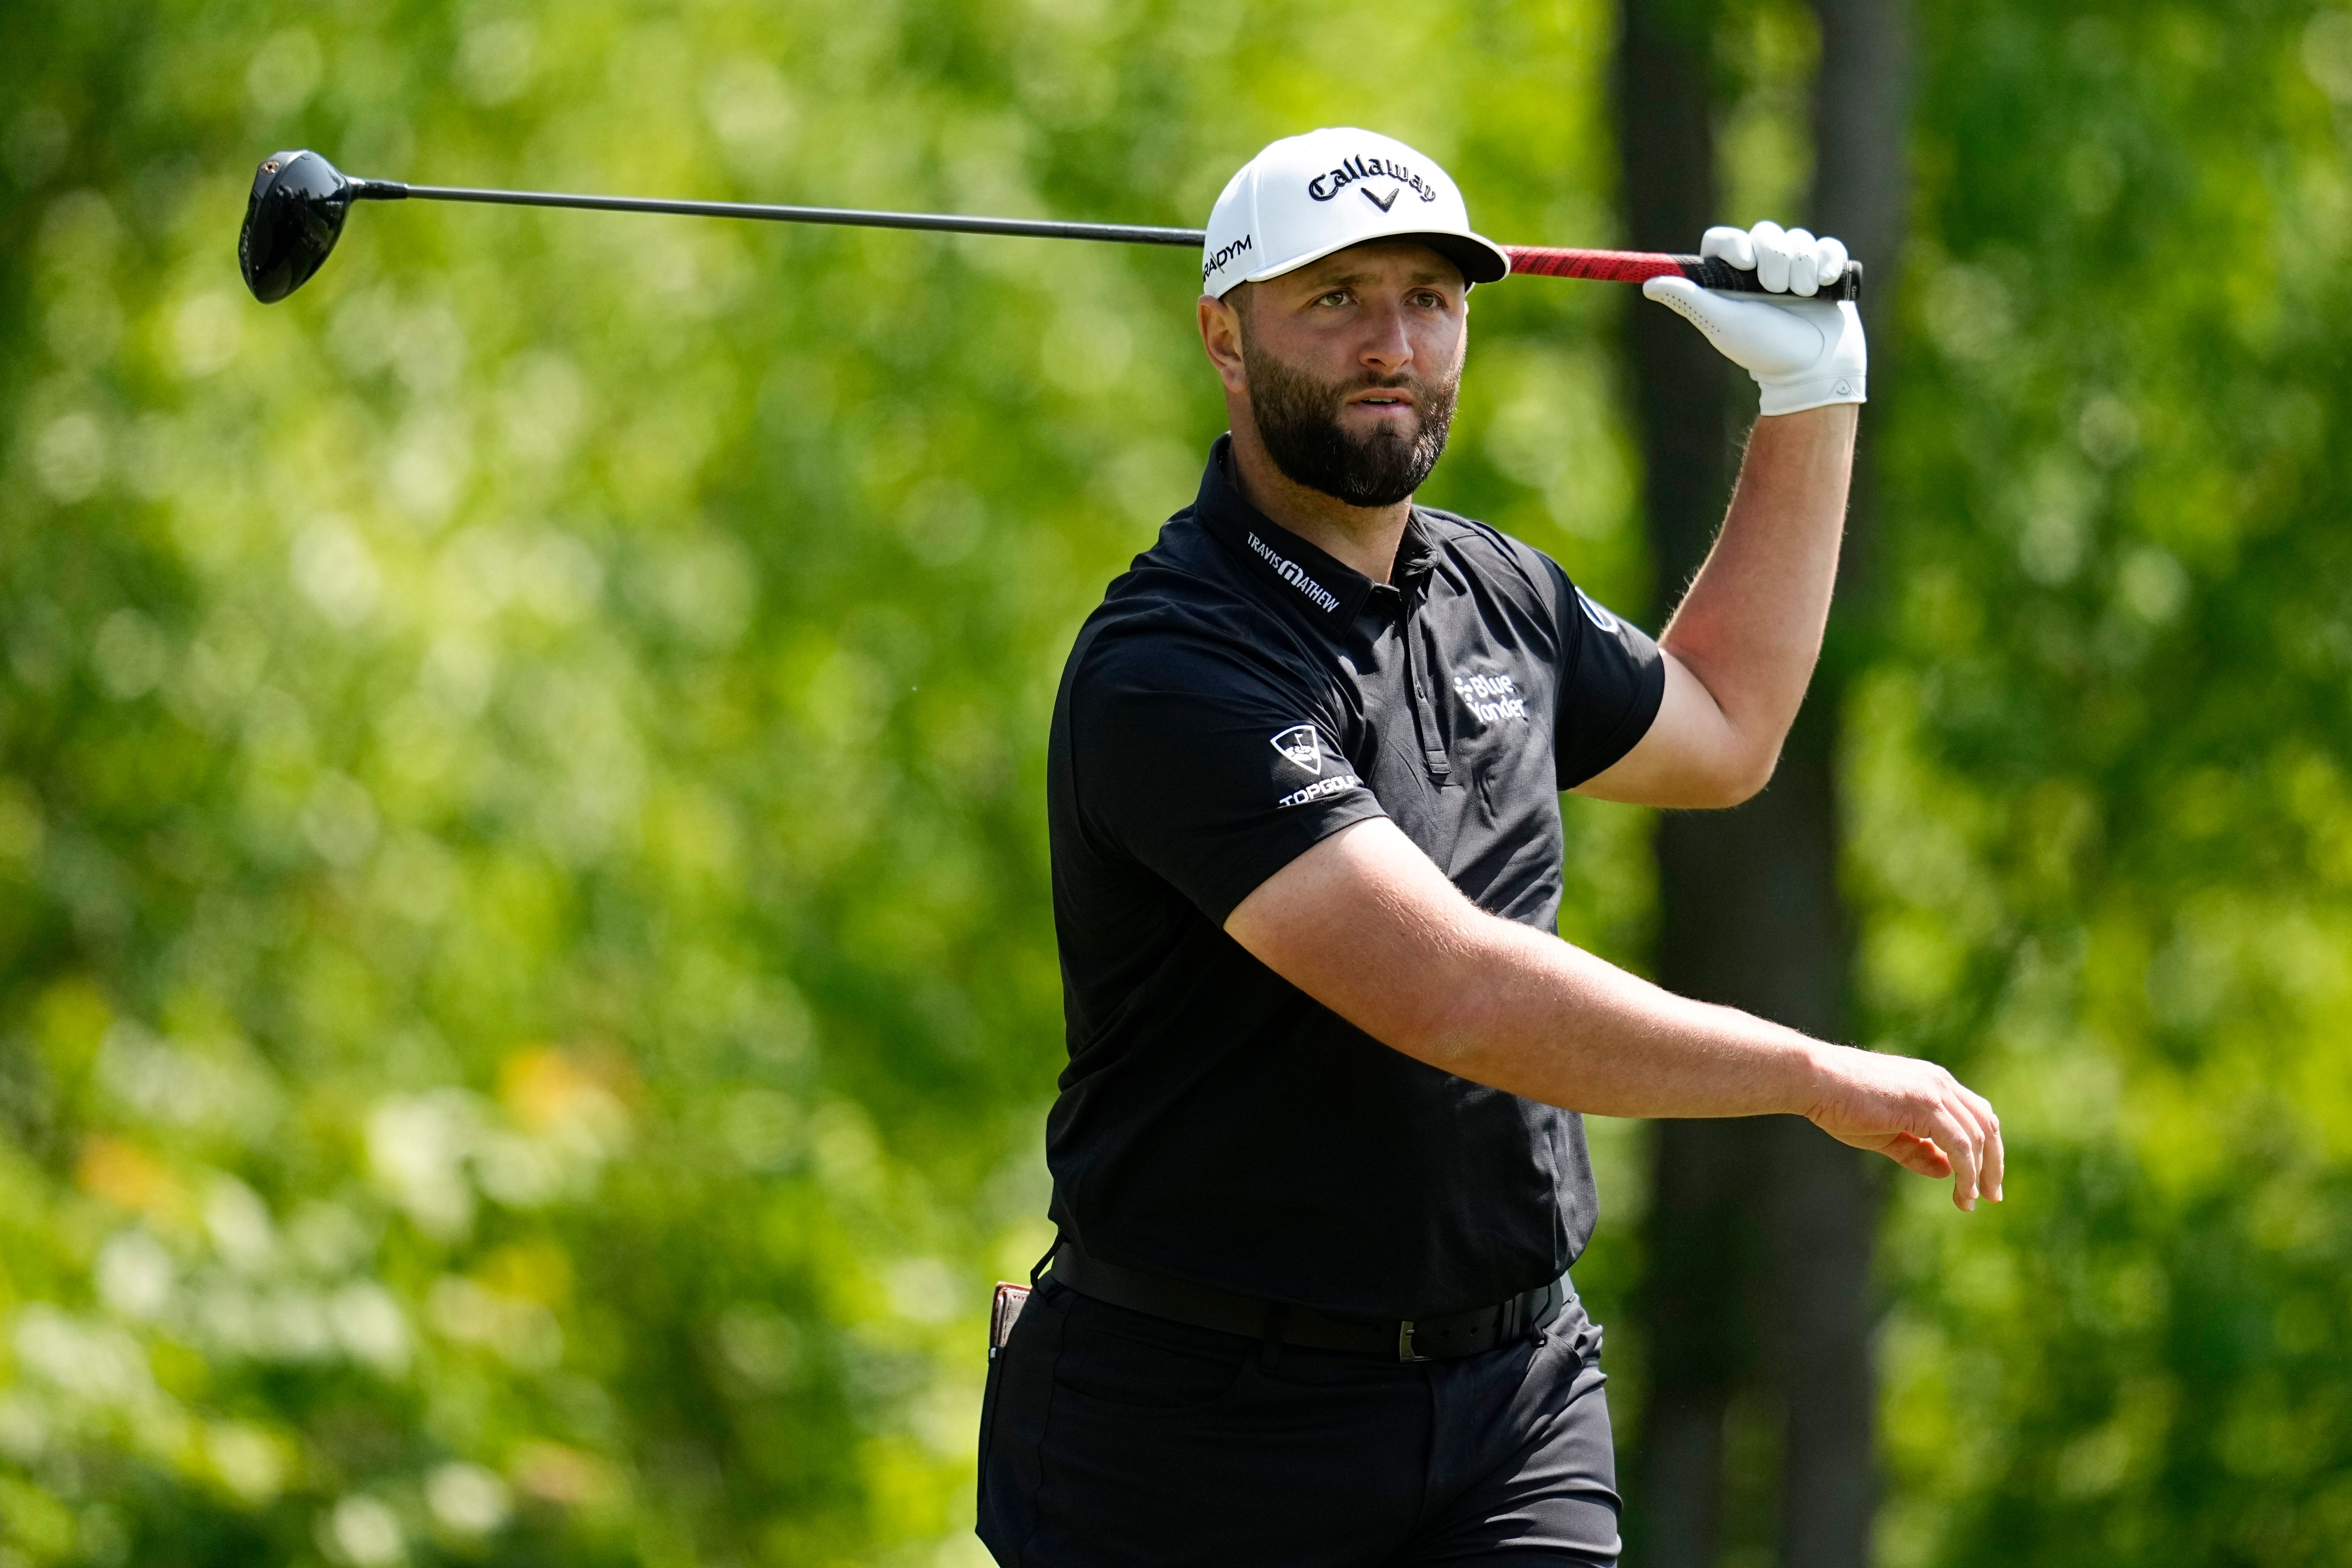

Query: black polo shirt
[1044,436,1665,1320]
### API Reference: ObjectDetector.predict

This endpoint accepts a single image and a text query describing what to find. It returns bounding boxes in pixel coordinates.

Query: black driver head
[239,149,354,304]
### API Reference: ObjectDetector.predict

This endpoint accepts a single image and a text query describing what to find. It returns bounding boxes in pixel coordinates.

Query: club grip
[1504,247,1862,301]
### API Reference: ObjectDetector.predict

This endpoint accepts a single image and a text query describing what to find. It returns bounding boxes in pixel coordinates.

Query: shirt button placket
[1403,583,1450,786]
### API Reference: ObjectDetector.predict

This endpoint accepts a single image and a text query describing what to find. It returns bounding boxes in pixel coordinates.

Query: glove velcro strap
[1759,372,1867,417]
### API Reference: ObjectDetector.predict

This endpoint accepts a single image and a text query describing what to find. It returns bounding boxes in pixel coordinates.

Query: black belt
[1045,1241,1568,1363]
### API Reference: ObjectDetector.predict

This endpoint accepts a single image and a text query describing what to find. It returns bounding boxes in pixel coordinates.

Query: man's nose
[1358,302,1415,373]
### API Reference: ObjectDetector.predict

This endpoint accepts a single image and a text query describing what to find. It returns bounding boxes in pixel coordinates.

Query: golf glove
[1644,221,1866,416]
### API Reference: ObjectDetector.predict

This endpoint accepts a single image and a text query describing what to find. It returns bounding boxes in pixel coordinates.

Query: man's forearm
[1229,817,2003,1206]
[1405,880,1827,1119]
[1233,817,1824,1118]
[1659,404,1858,765]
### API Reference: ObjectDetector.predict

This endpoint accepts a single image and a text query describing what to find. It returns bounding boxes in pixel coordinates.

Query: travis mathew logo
[1203,232,1253,282]
[1307,155,1441,207]
[1245,531,1342,613]
[1270,724,1324,774]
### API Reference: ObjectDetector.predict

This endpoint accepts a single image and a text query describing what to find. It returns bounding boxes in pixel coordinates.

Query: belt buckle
[1398,1320,1431,1363]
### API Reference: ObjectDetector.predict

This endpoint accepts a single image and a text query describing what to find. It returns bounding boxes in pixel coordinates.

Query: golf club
[239,149,1864,306]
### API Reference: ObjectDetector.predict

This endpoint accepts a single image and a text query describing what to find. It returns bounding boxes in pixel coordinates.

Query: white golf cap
[1200,128,1511,299]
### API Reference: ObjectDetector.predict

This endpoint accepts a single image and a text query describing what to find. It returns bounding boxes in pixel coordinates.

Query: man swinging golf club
[979,128,2001,1566]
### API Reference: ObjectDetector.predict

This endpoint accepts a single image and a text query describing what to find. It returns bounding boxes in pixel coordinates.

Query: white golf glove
[1643,221,1866,416]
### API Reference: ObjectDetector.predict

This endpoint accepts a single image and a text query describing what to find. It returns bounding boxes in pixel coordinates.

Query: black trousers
[977,1279,1621,1566]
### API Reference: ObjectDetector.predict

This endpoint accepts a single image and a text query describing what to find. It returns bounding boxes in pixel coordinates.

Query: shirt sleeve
[1549,567,1666,789]
[1066,627,1390,924]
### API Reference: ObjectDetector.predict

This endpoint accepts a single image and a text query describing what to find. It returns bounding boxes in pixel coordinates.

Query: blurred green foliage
[1864,3,2352,1563]
[0,2,1646,1563]
[8,0,2352,1564]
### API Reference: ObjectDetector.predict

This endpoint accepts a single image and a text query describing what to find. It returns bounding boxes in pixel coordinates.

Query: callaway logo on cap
[1200,128,1511,299]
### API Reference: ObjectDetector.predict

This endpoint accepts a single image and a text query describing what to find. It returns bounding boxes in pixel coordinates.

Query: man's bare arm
[1575,398,1858,809]
[1225,817,2003,1210]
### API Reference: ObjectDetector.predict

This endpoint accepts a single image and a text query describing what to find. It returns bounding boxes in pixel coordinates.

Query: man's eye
[1316,291,1350,307]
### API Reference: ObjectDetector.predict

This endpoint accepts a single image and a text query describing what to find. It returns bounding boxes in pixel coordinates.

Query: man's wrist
[1777,1034,1846,1121]
[1707,1002,1845,1120]
[1750,400,1863,430]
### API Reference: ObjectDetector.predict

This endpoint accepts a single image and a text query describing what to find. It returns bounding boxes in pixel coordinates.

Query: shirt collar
[1191,434,1434,626]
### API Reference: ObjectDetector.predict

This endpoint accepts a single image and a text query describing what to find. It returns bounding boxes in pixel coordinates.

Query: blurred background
[5,0,2350,1563]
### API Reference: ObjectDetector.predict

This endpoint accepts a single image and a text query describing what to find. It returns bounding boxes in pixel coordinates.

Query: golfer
[978,128,2001,1566]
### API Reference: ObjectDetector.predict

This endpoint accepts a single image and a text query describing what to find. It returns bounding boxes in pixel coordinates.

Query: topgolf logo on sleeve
[1270,725,1324,774]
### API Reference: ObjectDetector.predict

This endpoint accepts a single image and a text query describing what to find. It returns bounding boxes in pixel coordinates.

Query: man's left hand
[1644,221,1867,416]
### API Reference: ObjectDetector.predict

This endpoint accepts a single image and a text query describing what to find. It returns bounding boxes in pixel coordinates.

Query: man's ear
[1198,289,1249,397]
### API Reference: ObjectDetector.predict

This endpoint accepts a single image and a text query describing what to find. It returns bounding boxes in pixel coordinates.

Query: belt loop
[1030,1237,1061,1287]
[1260,1303,1290,1372]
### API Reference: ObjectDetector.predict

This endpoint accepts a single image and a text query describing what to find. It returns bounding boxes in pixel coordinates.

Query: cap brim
[1238,229,1512,292]
[1417,232,1512,286]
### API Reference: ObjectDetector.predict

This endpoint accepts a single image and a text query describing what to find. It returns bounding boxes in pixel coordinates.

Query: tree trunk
[1613,4,1746,1565]
[1767,7,1910,1568]
[1616,2,1910,1565]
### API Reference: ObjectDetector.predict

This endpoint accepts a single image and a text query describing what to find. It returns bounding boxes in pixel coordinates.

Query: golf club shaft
[351,179,1864,299]
[356,179,1202,248]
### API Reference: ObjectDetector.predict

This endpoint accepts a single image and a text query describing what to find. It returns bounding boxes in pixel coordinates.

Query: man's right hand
[1642,220,1867,416]
[1800,1045,2005,1210]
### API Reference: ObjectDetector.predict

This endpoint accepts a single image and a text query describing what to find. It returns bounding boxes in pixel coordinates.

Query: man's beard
[1242,336,1459,509]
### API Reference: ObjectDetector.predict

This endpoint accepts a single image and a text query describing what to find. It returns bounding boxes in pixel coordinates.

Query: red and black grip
[1504,246,1863,301]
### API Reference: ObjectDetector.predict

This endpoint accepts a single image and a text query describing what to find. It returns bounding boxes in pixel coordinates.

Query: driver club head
[239,149,355,304]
